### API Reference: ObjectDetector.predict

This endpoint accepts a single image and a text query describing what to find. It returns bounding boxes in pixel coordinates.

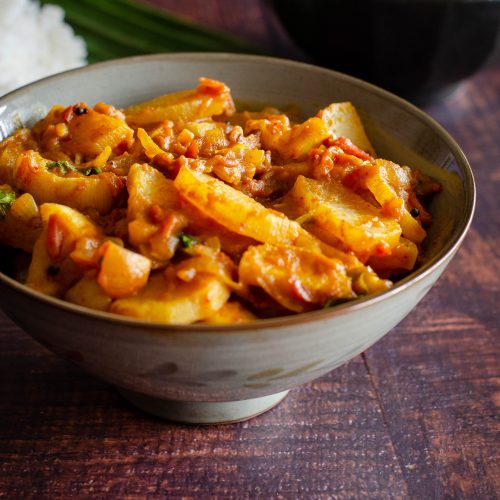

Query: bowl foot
[117,388,289,424]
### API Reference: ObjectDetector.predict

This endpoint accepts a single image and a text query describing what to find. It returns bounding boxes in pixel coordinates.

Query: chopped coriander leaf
[46,160,77,175]
[0,189,16,219]
[179,233,197,248]
[46,161,102,176]
[80,167,103,176]
[46,160,70,169]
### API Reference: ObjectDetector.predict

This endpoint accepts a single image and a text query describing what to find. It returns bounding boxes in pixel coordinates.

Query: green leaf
[0,189,16,219]
[178,233,197,249]
[80,166,103,176]
[46,160,77,175]
[47,160,103,176]
[41,0,265,63]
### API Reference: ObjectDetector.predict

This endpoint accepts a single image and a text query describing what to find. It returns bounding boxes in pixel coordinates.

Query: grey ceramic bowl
[0,54,475,424]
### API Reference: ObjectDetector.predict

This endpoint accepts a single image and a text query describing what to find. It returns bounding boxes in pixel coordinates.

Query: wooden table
[1,1,499,497]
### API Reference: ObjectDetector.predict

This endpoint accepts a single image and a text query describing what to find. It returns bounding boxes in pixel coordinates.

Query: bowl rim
[0,52,476,332]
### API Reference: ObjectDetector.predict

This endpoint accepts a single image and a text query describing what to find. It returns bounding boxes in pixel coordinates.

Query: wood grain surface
[1,1,499,498]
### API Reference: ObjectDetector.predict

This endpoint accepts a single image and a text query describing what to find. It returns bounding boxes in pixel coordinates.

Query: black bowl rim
[0,52,476,332]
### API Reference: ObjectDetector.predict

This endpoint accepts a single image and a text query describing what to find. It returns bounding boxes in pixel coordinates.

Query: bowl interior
[0,53,474,321]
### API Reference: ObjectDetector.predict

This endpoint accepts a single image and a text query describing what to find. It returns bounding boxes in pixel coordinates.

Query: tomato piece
[46,214,65,259]
[330,136,374,161]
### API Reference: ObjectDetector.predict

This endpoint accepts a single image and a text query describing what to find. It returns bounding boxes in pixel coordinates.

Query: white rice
[0,0,87,96]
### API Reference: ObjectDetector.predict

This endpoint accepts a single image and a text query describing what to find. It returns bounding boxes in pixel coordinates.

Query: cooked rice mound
[0,0,87,96]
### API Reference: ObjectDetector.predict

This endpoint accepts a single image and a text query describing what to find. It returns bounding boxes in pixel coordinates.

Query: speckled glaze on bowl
[0,54,475,424]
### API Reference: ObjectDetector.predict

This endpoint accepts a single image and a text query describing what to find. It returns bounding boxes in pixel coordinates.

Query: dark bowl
[270,0,500,104]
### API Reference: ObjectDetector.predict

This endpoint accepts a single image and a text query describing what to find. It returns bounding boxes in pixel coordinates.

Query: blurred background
[2,0,500,104]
